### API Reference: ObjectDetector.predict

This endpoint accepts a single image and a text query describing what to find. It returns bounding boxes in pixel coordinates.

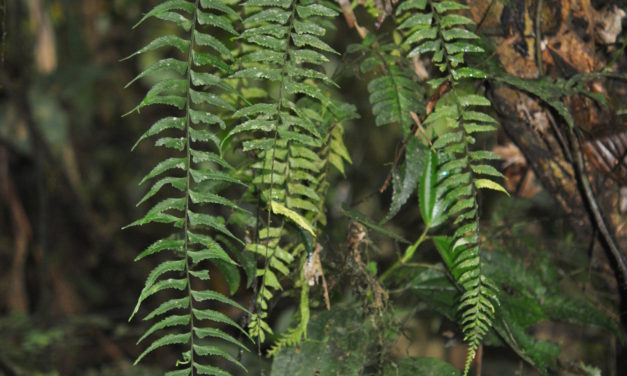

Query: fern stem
[569,127,627,283]
[379,227,429,283]
[182,0,201,371]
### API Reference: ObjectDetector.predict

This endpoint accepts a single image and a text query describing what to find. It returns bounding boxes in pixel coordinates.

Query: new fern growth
[126,1,250,375]
[397,0,506,374]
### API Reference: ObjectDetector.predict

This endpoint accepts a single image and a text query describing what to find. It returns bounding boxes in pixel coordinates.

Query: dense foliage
[1,0,627,375]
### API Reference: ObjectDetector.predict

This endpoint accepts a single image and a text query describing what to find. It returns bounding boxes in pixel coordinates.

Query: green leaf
[213,259,241,296]
[396,0,427,15]
[155,12,193,31]
[165,369,191,376]
[138,314,190,344]
[193,344,246,371]
[292,34,337,54]
[296,4,338,18]
[134,333,191,365]
[439,14,475,27]
[432,236,455,270]
[385,138,425,222]
[193,363,231,376]
[419,150,447,228]
[130,278,187,321]
[192,289,248,312]
[270,201,315,236]
[474,179,509,195]
[194,31,232,59]
[194,327,251,349]
[197,11,237,35]
[187,211,243,244]
[135,239,185,261]
[189,190,243,211]
[144,297,190,321]
[193,308,246,334]
[245,8,291,25]
[201,0,239,17]
[398,13,433,29]
[134,0,195,28]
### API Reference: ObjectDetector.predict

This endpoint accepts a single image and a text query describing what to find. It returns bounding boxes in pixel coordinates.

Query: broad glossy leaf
[419,150,445,228]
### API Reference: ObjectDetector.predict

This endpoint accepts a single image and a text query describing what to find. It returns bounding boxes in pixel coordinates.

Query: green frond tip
[474,179,509,195]
[271,200,315,236]
[133,0,195,29]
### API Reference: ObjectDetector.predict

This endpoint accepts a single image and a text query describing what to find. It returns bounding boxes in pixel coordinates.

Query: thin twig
[410,111,434,149]
[535,0,544,76]
[569,127,627,284]
[475,0,495,34]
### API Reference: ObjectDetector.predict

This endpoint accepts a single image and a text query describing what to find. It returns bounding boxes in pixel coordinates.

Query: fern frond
[226,0,341,344]
[348,37,426,220]
[354,38,425,136]
[423,92,503,376]
[266,256,311,357]
[399,1,504,374]
[126,1,249,374]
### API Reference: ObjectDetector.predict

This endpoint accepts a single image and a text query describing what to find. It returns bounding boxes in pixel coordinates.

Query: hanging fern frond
[420,95,504,374]
[126,1,250,374]
[225,0,342,344]
[263,98,355,354]
[398,1,505,374]
[353,37,425,136]
[301,97,357,226]
[266,251,311,357]
[348,36,426,221]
